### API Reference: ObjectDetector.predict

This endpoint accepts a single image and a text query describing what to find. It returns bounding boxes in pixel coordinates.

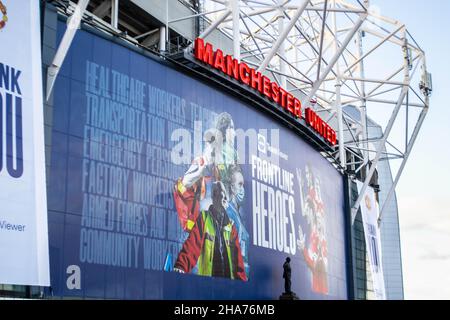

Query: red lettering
[286,93,294,114]
[327,126,333,144]
[251,68,263,93]
[239,62,250,85]
[331,130,337,146]
[305,108,314,127]
[321,121,327,139]
[322,122,327,138]
[226,55,239,80]
[271,82,280,103]
[279,87,287,109]
[194,38,214,65]
[294,98,302,118]
[213,49,226,73]
[262,76,271,99]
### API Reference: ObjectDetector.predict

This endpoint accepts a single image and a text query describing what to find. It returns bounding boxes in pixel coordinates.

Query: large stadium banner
[0,0,50,286]
[357,181,386,300]
[47,20,348,299]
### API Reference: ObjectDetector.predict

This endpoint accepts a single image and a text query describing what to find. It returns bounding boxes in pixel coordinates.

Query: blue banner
[47,21,348,299]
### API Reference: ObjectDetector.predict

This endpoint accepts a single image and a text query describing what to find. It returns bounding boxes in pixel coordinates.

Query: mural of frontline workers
[173,181,247,281]
[173,112,239,232]
[224,165,250,279]
[296,165,329,295]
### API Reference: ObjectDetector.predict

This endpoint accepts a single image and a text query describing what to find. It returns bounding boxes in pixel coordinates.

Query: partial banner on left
[0,0,50,286]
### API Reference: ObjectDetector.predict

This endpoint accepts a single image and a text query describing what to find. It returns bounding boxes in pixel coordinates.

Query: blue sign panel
[47,21,348,300]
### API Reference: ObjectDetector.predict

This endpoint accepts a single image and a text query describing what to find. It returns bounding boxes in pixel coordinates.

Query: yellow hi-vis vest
[197,210,235,278]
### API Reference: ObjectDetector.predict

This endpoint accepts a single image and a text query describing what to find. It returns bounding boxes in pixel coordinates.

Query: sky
[371,0,450,300]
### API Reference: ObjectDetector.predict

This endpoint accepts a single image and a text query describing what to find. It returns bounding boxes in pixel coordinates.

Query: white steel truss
[171,0,430,224]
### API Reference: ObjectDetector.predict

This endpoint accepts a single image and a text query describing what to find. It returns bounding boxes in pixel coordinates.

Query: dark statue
[279,257,299,300]
[283,257,292,294]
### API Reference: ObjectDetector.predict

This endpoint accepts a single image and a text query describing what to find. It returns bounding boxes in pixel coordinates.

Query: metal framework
[46,0,431,225]
[172,0,430,225]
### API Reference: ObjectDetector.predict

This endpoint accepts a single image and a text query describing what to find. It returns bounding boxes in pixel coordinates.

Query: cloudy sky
[372,0,450,300]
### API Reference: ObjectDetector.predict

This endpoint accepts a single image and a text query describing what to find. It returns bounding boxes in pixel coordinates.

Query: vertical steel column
[197,9,231,40]
[111,0,119,29]
[278,3,287,88]
[231,0,240,61]
[333,0,346,169]
[166,0,169,43]
[356,30,369,169]
[159,27,166,52]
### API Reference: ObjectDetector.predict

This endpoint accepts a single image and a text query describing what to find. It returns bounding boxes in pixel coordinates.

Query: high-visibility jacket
[174,208,247,281]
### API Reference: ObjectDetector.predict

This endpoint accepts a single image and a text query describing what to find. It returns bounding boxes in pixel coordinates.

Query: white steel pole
[111,0,119,29]
[257,0,309,74]
[333,0,346,169]
[231,0,240,61]
[159,26,166,52]
[166,0,169,43]
[356,30,369,169]
[278,3,287,88]
[46,0,90,101]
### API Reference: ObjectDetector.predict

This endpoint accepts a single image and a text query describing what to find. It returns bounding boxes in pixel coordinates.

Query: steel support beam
[303,12,368,106]
[198,8,232,40]
[111,0,119,29]
[343,23,404,75]
[378,105,428,224]
[46,0,90,101]
[159,27,167,52]
[351,86,408,224]
[257,0,310,73]
[231,0,241,61]
[356,30,369,171]
[351,28,409,224]
[93,0,112,18]
[278,2,287,87]
[331,0,346,169]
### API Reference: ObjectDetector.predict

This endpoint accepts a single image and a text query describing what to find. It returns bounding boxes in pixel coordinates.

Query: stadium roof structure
[46,0,431,225]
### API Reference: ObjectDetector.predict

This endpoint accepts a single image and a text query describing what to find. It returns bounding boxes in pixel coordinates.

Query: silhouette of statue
[280,257,299,300]
[283,257,292,294]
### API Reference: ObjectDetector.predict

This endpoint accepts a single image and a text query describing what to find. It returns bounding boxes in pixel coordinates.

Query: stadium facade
[0,0,430,300]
